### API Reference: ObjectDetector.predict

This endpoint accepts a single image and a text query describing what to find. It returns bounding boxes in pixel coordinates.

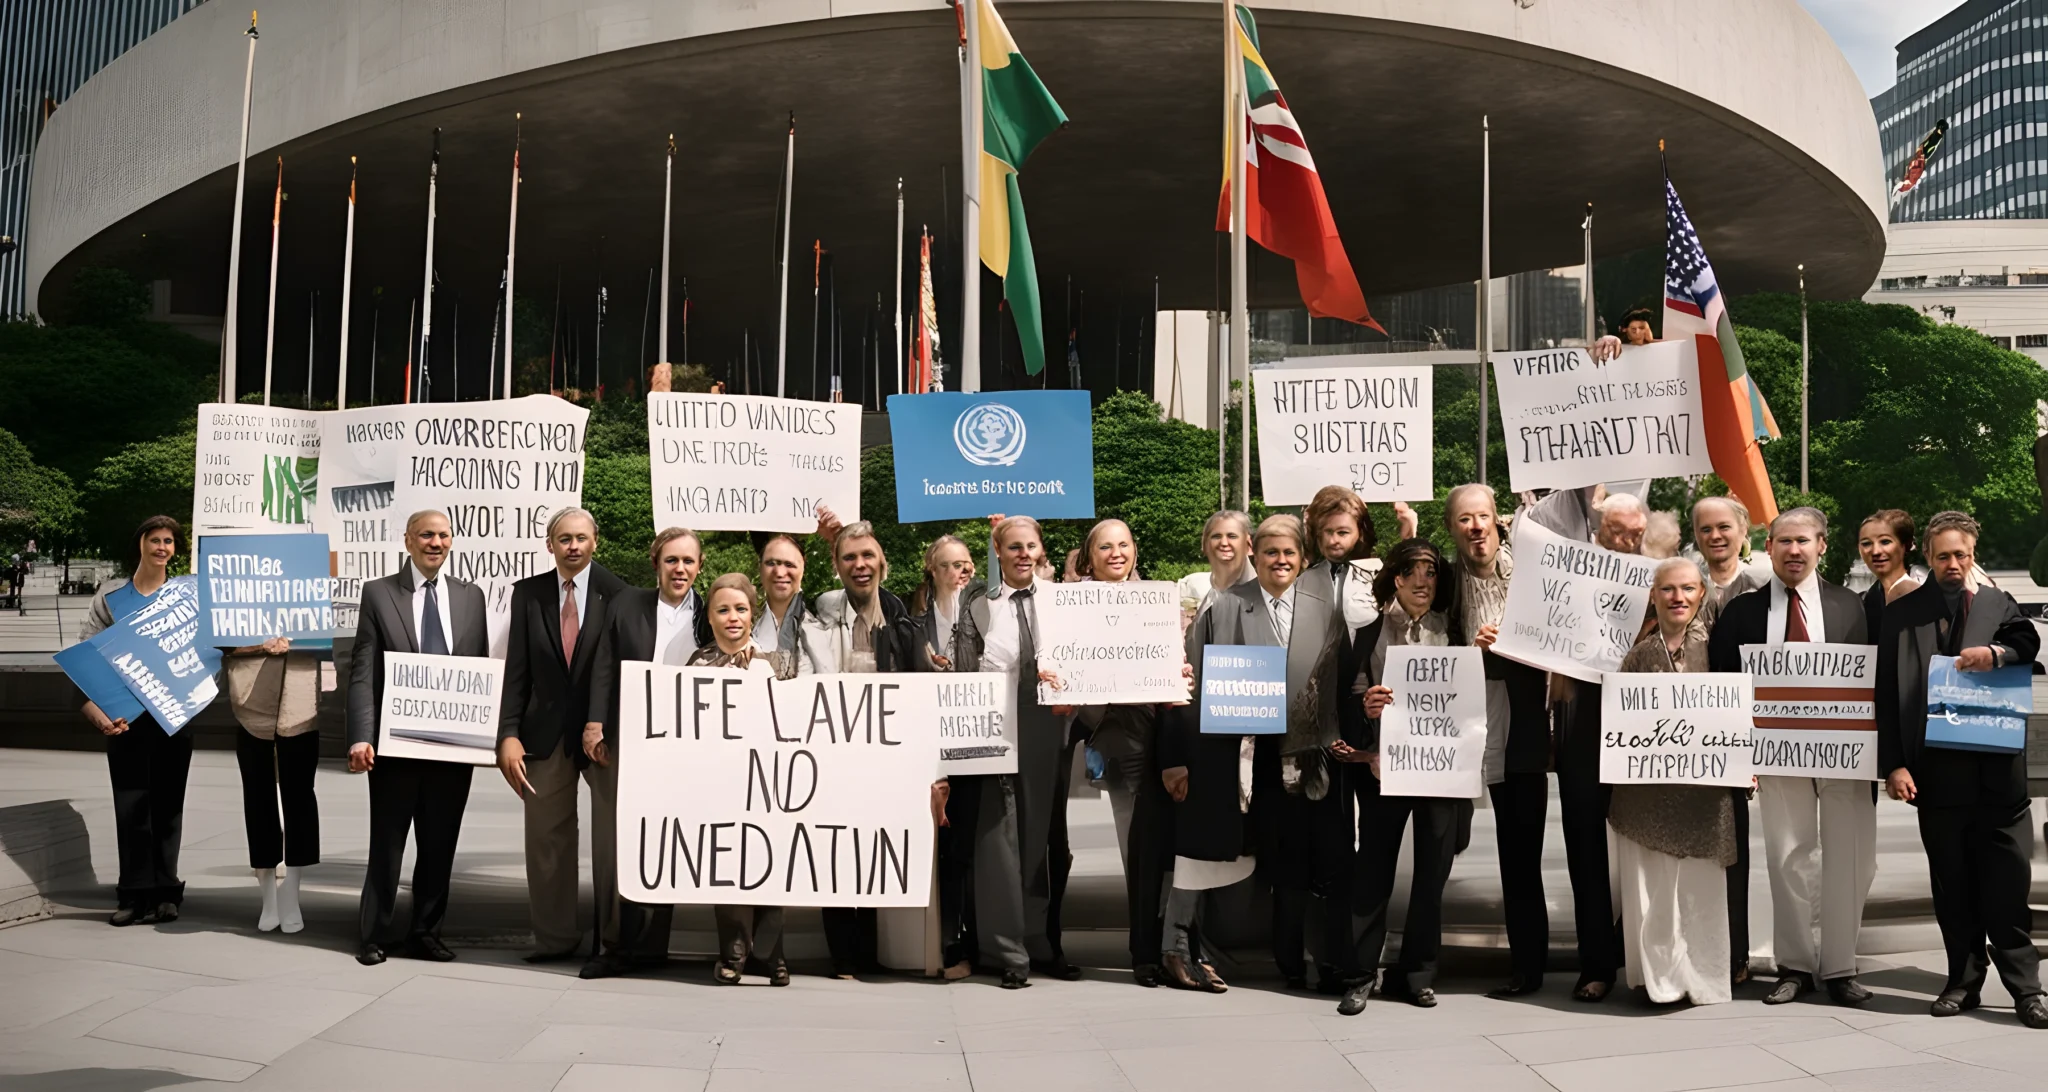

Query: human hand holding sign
[1955,646,1998,672]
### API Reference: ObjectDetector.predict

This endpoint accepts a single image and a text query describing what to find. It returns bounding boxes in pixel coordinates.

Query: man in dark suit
[348,509,490,966]
[1877,510,2047,1027]
[496,507,627,963]
[580,526,706,979]
[1708,507,1873,1006]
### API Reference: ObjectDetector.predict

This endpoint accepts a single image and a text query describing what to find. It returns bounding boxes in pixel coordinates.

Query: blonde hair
[993,515,1045,550]
[1251,513,1308,556]
[1082,519,1138,581]
[649,526,702,565]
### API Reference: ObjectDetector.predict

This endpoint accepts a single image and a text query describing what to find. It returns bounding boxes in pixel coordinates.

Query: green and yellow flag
[978,1,1067,375]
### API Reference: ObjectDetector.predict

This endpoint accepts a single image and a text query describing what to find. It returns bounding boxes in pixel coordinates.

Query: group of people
[74,478,2047,1026]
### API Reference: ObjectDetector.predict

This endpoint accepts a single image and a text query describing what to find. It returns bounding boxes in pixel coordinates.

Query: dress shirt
[656,592,699,665]
[411,571,455,653]
[1766,571,1822,644]
[980,579,1042,676]
[1266,583,1298,647]
[556,567,590,629]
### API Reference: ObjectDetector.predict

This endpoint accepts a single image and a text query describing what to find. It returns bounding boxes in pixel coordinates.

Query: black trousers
[1917,800,2044,1000]
[235,728,321,869]
[1556,754,1621,984]
[1272,772,1356,984]
[1728,787,1750,972]
[359,756,472,944]
[1490,772,1550,985]
[616,898,674,960]
[823,907,879,972]
[938,775,984,968]
[107,718,193,909]
[1045,732,1079,964]
[1113,749,1174,968]
[1349,776,1461,993]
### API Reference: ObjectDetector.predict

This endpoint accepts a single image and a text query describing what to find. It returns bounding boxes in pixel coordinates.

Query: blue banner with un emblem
[886,391,1096,522]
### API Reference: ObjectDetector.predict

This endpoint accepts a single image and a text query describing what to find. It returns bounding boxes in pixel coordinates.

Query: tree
[79,427,195,570]
[0,427,81,552]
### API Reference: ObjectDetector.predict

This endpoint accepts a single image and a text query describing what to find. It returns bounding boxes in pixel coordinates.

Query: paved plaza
[3,747,2048,1090]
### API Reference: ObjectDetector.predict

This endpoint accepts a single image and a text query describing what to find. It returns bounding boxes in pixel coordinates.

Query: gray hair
[1770,506,1828,541]
[544,506,598,540]
[1692,493,1750,529]
[403,509,450,535]
[1200,509,1251,549]
[1594,490,1648,519]
[1441,483,1498,525]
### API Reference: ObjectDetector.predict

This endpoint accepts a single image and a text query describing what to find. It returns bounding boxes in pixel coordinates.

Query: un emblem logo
[953,402,1028,467]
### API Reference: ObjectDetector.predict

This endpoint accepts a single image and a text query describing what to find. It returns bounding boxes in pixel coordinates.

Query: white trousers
[1617,834,1731,1005]
[1758,775,1876,980]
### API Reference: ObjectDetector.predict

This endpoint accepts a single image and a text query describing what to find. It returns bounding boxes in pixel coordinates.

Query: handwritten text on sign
[1252,366,1434,505]
[192,403,322,536]
[616,665,940,907]
[934,672,1018,776]
[1741,643,1878,780]
[1491,341,1711,493]
[1035,581,1188,704]
[376,651,505,765]
[1377,646,1487,798]
[94,576,222,733]
[196,533,337,645]
[1492,518,1658,682]
[648,394,862,533]
[1600,672,1754,787]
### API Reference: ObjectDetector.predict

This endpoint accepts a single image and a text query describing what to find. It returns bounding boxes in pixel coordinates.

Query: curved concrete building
[25,0,1885,398]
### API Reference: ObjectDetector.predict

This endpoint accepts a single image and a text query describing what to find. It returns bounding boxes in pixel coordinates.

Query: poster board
[192,403,323,537]
[1491,517,1658,682]
[1742,643,1878,780]
[1376,646,1487,798]
[196,533,336,646]
[374,651,505,765]
[93,576,222,733]
[1034,580,1187,705]
[934,672,1018,776]
[887,391,1095,521]
[647,393,861,532]
[1198,645,1287,734]
[1252,365,1433,505]
[1492,341,1711,493]
[1599,672,1754,787]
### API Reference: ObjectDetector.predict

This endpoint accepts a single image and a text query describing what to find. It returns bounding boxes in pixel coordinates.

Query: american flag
[1663,178,1719,324]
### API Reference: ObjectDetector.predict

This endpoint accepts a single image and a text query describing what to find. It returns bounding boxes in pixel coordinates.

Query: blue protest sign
[1925,654,2032,754]
[96,576,223,733]
[196,533,336,646]
[886,391,1095,522]
[54,635,144,724]
[1198,644,1287,734]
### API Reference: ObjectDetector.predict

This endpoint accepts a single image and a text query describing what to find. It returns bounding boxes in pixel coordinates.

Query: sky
[1798,0,1968,98]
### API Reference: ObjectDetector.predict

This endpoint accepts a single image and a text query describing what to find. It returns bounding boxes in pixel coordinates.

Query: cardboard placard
[1198,645,1286,734]
[375,651,506,765]
[1741,643,1878,779]
[1376,646,1487,798]
[1492,518,1658,682]
[1600,672,1754,787]
[192,403,322,536]
[1492,341,1711,493]
[1035,581,1187,705]
[1252,365,1433,505]
[196,533,336,646]
[647,393,862,532]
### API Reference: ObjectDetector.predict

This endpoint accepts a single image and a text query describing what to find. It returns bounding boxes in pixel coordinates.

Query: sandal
[1572,980,1611,1003]
[714,961,743,985]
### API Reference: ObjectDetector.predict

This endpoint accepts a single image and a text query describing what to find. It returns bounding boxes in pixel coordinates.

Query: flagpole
[811,241,824,399]
[660,134,674,366]
[1799,262,1809,494]
[1477,114,1491,486]
[337,156,357,409]
[503,114,521,399]
[417,128,441,403]
[221,11,258,402]
[305,290,315,406]
[262,157,282,406]
[894,177,905,398]
[1227,0,1249,510]
[1582,201,1595,346]
[961,0,984,393]
[776,114,795,397]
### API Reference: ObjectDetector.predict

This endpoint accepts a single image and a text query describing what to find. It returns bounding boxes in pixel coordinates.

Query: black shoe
[404,935,456,962]
[109,906,141,927]
[1487,976,1541,999]
[1000,970,1031,990]
[1284,975,1309,992]
[1133,964,1161,988]
[1930,988,1981,1017]
[2019,995,2048,1029]
[523,946,581,965]
[1337,983,1370,1016]
[153,902,179,924]
[1825,977,1873,1006]
[1571,979,1612,1003]
[1408,987,1438,1008]
[769,962,791,988]
[356,942,386,966]
[579,954,627,980]
[1763,974,1810,1006]
[1032,959,1083,981]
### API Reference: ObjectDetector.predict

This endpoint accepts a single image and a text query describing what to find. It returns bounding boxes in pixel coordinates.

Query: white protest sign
[1252,365,1433,504]
[616,664,940,907]
[1492,341,1711,493]
[316,405,411,634]
[387,396,589,655]
[648,393,861,532]
[192,403,322,536]
[1035,580,1188,705]
[1377,645,1487,798]
[376,651,505,765]
[1600,672,1754,787]
[1742,643,1879,780]
[1492,517,1657,682]
[934,672,1018,775]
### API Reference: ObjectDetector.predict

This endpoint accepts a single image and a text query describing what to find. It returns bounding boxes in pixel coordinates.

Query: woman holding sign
[1347,538,1467,1015]
[1609,557,1736,1006]
[685,572,793,986]
[80,516,194,927]
[752,533,816,676]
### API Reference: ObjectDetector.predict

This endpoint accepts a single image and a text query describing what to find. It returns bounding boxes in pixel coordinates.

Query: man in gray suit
[348,509,490,966]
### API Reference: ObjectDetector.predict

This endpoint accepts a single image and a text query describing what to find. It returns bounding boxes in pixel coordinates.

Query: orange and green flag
[978,0,1067,375]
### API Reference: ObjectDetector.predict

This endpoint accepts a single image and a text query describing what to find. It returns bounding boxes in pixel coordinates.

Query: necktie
[420,578,450,655]
[1948,590,1974,656]
[560,578,579,665]
[1784,586,1810,643]
[1013,586,1036,665]
[1271,594,1293,647]
[1332,559,1347,602]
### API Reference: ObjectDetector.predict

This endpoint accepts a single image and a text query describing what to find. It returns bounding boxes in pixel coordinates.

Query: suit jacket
[497,562,628,764]
[801,586,929,675]
[1876,579,2040,809]
[1706,575,1869,673]
[586,587,700,749]
[348,563,490,749]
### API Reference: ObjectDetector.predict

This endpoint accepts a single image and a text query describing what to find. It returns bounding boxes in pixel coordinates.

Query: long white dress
[1616,835,1732,1004]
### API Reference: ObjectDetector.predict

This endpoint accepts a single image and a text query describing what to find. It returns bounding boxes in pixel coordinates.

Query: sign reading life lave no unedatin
[887,391,1095,522]
[1491,341,1711,494]
[647,393,862,533]
[1252,363,1434,505]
